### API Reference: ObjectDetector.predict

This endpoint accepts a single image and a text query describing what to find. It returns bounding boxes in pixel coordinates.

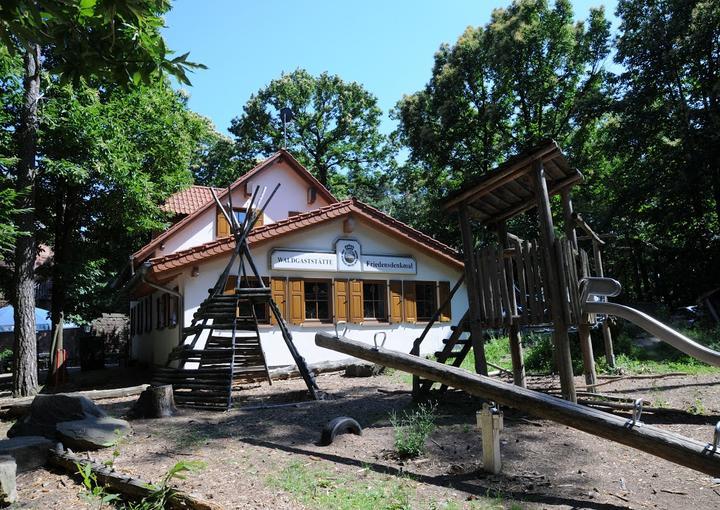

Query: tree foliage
[391,0,611,245]
[228,69,392,201]
[0,0,204,86]
[592,0,720,303]
[35,81,215,321]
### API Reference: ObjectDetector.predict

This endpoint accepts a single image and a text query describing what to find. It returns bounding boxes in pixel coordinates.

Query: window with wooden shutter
[270,277,287,325]
[288,278,305,325]
[438,281,451,321]
[389,281,403,323]
[334,279,349,323]
[403,281,417,323]
[216,208,231,238]
[362,281,387,320]
[224,275,237,295]
[349,279,363,324]
[415,281,437,321]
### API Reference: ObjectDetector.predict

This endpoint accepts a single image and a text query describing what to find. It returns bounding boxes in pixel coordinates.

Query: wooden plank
[49,449,221,510]
[523,241,536,323]
[513,238,529,324]
[443,143,561,211]
[458,205,487,375]
[489,172,583,225]
[316,332,720,477]
[475,252,487,322]
[496,244,512,327]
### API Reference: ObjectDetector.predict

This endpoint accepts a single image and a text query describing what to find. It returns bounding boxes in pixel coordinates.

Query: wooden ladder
[413,312,472,398]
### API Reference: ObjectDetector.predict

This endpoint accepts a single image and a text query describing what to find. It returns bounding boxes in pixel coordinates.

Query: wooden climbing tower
[412,140,614,403]
[152,185,320,409]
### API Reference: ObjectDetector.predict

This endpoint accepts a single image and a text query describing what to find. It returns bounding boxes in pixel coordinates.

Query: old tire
[319,417,362,446]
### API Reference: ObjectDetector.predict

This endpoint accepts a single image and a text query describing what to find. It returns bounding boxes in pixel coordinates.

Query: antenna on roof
[279,107,294,149]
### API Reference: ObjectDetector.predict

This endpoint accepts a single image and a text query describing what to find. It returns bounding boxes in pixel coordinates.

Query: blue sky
[162,0,618,136]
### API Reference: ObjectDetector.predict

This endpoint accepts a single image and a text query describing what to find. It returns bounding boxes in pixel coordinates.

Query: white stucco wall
[156,160,333,257]
[131,216,468,369]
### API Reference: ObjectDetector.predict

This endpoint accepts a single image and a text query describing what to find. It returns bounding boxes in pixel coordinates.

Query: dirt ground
[3,369,720,510]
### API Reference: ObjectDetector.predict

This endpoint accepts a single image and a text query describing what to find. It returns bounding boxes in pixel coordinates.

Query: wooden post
[532,160,576,402]
[496,221,525,387]
[561,189,578,250]
[593,242,616,368]
[477,403,503,473]
[561,190,596,389]
[458,205,488,376]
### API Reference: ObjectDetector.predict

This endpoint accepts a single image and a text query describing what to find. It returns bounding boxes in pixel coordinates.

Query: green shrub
[390,402,437,458]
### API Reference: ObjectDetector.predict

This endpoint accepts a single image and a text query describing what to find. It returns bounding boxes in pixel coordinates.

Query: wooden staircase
[413,312,472,397]
[151,183,320,410]
[152,289,274,409]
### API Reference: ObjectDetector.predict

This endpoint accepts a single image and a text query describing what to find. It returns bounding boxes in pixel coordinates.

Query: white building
[125,150,468,368]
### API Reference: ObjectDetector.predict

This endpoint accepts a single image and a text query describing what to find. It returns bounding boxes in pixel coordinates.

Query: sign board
[270,250,337,271]
[270,239,416,274]
[362,255,416,274]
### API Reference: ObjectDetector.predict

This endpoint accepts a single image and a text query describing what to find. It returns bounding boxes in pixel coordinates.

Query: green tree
[229,69,393,200]
[0,0,203,396]
[36,83,214,331]
[392,0,611,245]
[594,0,720,304]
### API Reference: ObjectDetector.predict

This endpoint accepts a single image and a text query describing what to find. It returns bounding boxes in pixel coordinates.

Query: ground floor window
[415,281,437,321]
[363,281,387,320]
[226,275,270,323]
[305,280,331,320]
[272,276,451,326]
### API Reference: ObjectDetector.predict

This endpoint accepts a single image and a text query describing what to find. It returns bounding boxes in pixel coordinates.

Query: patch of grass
[597,353,720,376]
[268,461,413,510]
[390,402,437,458]
[385,367,414,386]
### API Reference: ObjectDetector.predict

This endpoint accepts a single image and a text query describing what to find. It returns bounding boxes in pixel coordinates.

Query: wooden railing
[472,237,591,329]
[410,274,465,357]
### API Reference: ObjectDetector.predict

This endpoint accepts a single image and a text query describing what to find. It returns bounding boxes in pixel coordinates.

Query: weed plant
[390,402,437,458]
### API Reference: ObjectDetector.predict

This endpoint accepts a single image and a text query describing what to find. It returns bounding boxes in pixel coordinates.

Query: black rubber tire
[319,416,362,446]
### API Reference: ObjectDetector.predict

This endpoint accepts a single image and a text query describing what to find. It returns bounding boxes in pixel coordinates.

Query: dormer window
[216,207,263,238]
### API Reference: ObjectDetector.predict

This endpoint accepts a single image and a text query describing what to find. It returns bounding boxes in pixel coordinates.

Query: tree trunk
[12,45,41,397]
[128,385,177,418]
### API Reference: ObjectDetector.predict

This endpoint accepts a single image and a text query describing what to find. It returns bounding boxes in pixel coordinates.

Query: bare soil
[4,370,720,509]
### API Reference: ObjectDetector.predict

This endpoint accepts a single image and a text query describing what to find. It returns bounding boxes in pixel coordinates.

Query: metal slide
[581,277,720,367]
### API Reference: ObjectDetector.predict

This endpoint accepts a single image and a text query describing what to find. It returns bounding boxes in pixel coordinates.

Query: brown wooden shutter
[270,277,287,325]
[389,281,403,323]
[216,209,230,238]
[288,278,305,325]
[224,275,237,295]
[254,212,264,227]
[349,279,363,324]
[438,281,451,321]
[403,281,417,323]
[334,279,349,323]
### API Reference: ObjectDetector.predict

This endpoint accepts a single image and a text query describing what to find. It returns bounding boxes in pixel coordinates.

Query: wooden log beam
[1,384,150,416]
[48,448,222,510]
[315,332,720,477]
[458,205,488,376]
[532,160,576,402]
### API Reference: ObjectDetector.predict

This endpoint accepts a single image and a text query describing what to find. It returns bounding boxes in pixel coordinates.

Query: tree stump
[128,385,176,419]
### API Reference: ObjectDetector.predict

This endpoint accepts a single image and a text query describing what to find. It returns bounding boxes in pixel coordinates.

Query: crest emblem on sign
[341,244,359,265]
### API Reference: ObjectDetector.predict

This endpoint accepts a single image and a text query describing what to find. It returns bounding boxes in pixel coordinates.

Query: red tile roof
[161,185,223,216]
[133,149,337,263]
[146,198,462,278]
